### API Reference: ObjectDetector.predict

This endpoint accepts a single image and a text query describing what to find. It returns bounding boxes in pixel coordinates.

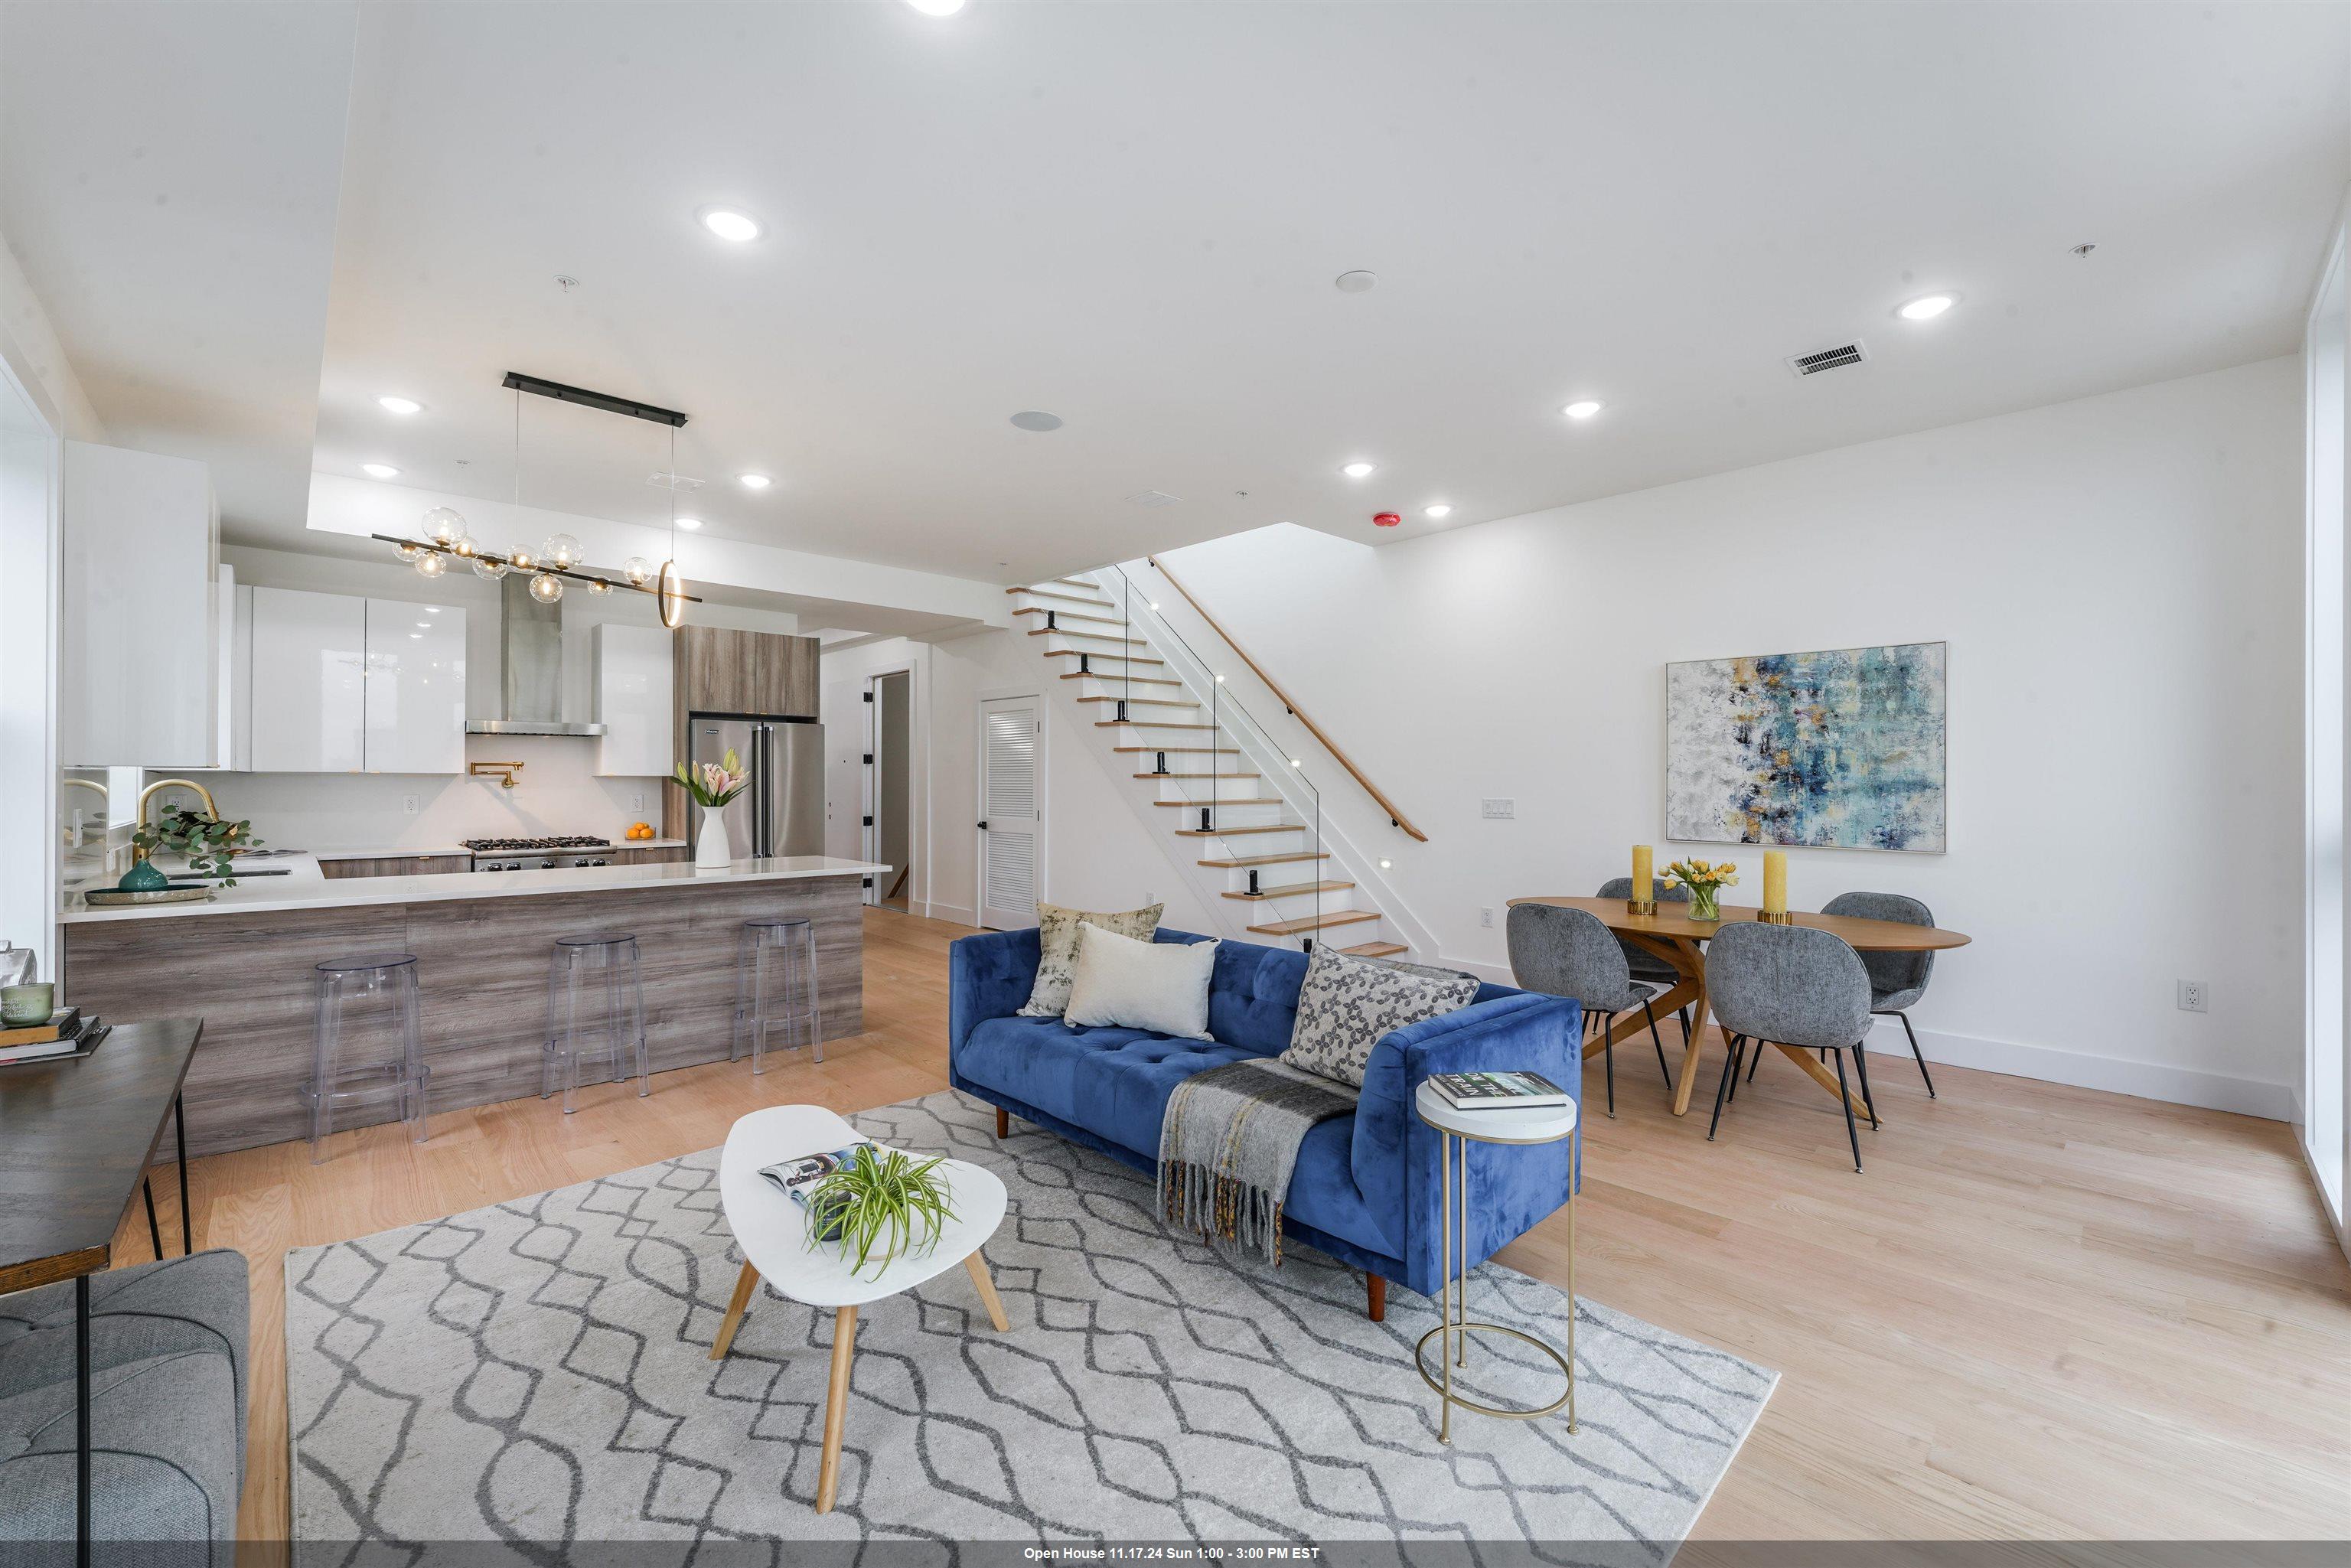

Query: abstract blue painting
[1665,641,1946,852]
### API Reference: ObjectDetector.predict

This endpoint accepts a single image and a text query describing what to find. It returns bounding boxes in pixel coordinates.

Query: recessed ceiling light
[737,473,772,489]
[1335,270,1378,293]
[675,516,703,530]
[1562,400,1604,420]
[905,0,967,14]
[697,206,764,243]
[424,606,441,614]
[1896,294,1956,321]
[377,396,422,416]
[1341,461,1376,478]
[361,463,400,479]
[1423,504,1452,519]
[1009,411,1064,432]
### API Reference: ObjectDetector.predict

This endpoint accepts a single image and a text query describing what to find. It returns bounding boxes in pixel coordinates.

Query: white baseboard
[916,899,978,927]
[1435,952,2293,1122]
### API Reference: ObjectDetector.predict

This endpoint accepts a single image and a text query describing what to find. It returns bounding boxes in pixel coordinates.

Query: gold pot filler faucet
[469,761,524,790]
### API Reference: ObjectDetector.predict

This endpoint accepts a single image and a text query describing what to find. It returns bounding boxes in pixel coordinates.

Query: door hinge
[862,752,873,764]
[862,815,873,827]
[862,691,874,703]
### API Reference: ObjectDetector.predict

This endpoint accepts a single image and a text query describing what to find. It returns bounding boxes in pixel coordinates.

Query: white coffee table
[709,1104,1011,1513]
[1413,1080,1580,1444]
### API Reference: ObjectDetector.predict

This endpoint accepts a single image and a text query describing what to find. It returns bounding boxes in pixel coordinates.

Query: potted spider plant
[802,1145,958,1278]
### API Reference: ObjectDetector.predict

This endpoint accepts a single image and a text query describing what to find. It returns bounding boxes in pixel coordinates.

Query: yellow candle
[1762,849,1788,915]
[1632,844,1654,905]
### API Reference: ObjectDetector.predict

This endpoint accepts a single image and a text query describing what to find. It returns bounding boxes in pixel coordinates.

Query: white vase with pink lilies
[677,748,753,869]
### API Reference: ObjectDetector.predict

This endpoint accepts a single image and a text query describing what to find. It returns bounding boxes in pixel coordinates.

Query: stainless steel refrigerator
[687,715,826,858]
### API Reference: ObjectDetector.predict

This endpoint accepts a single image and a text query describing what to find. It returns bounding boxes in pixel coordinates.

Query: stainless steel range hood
[464,575,605,737]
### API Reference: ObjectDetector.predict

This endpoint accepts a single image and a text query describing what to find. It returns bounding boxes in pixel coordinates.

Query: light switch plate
[1480,798,1515,819]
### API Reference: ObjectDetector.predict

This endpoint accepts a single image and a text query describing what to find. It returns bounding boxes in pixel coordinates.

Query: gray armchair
[1703,921,1880,1172]
[1507,902,1676,1117]
[0,1249,250,1563]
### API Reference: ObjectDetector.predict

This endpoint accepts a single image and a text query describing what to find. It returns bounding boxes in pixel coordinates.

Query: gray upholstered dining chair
[1824,890,1940,1097]
[1506,902,1675,1117]
[1595,878,1696,1052]
[1703,920,1880,1172]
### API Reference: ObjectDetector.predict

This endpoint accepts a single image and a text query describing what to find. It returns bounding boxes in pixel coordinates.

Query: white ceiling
[8,2,2349,586]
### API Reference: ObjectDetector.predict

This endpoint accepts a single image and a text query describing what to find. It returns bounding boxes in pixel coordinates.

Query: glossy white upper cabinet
[364,599,467,773]
[593,623,673,777]
[249,586,365,771]
[59,442,218,767]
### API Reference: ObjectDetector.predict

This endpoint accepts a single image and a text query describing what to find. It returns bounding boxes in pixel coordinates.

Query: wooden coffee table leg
[963,1249,1011,1332]
[709,1260,758,1361]
[816,1304,859,1514]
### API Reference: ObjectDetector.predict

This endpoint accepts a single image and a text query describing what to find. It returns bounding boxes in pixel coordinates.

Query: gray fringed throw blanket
[1157,1057,1358,1264]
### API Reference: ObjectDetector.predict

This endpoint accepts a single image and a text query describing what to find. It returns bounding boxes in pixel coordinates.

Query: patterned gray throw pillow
[1019,901,1166,1017]
[1280,946,1481,1087]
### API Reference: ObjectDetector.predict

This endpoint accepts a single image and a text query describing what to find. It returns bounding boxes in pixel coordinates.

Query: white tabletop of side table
[1412,1080,1580,1444]
[709,1103,1011,1512]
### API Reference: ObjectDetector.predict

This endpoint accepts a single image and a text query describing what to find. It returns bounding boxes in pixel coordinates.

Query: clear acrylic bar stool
[543,932,650,1113]
[732,917,821,1073]
[302,953,429,1165]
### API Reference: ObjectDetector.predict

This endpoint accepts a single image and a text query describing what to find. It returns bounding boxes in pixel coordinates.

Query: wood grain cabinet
[673,627,818,719]
[608,845,689,865]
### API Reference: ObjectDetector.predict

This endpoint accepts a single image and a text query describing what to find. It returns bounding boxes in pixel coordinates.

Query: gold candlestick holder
[1756,909,1794,924]
[1626,899,1657,915]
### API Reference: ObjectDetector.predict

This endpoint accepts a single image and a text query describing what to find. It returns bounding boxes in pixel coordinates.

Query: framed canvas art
[1665,641,1946,852]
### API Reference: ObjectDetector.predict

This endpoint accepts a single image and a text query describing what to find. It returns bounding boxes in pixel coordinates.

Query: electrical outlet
[1480,798,1515,820]
[631,791,646,813]
[2177,980,2209,1013]
[1480,906,1495,928]
[401,794,418,815]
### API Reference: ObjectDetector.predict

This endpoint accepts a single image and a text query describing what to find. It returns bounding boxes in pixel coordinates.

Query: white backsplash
[197,735,664,852]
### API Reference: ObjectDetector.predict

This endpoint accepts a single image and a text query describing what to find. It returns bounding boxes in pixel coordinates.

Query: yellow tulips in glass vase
[1659,857,1739,922]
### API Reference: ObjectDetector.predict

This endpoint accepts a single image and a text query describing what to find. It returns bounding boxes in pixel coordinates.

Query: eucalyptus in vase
[677,748,752,869]
[1659,857,1739,921]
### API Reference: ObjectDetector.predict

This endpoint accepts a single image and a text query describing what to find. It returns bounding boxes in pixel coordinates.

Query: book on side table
[0,1011,110,1068]
[1429,1070,1568,1110]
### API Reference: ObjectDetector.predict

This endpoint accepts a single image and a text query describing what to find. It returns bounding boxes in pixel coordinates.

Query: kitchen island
[58,856,886,1157]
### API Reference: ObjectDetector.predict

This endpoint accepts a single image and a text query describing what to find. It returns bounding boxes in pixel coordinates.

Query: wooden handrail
[1144,556,1430,842]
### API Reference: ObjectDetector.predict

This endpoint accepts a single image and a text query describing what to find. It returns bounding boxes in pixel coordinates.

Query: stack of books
[0,1007,109,1068]
[1427,1070,1570,1110]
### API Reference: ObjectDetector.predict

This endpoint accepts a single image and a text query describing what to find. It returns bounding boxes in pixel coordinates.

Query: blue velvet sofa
[948,927,1583,1316]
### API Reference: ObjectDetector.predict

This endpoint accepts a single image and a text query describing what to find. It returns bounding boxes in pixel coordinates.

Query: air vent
[1125,490,1182,507]
[1785,340,1870,378]
[646,471,706,491]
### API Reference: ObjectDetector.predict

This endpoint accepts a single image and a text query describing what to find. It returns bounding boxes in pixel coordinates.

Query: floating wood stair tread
[1046,577,1097,589]
[1048,650,1166,667]
[1062,673,1183,686]
[1112,745,1236,754]
[1223,880,1355,900]
[1172,824,1303,837]
[1014,606,1123,627]
[1153,797,1283,807]
[1094,720,1219,730]
[1007,588,1116,608]
[1340,940,1409,958]
[1197,851,1330,868]
[1133,771,1257,780]
[1247,910,1382,937]
[1078,695,1199,708]
[1031,629,1149,646]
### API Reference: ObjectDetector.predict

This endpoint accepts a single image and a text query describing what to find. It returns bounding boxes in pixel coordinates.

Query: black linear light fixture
[378,370,699,622]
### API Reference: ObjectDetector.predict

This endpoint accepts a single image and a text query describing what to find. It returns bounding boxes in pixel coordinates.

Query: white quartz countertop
[62,856,889,924]
[308,839,687,859]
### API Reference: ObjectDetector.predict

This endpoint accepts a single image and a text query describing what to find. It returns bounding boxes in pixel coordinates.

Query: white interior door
[979,695,1042,930]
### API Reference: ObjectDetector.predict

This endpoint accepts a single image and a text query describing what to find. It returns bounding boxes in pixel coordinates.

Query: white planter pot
[695,813,732,869]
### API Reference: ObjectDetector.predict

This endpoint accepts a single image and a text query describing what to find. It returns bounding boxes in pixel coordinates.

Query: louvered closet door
[979,696,1042,930]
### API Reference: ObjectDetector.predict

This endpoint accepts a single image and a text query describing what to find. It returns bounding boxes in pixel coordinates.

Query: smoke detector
[1784,340,1870,378]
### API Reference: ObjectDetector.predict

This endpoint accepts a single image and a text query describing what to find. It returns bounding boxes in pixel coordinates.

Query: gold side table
[1412,1078,1580,1443]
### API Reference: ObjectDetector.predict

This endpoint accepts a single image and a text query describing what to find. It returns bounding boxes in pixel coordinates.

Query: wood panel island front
[57,856,886,1158]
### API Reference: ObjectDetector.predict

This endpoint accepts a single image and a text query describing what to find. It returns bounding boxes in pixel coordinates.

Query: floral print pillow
[1019,901,1166,1017]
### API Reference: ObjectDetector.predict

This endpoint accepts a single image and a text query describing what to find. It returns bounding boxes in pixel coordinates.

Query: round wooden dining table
[1505,896,1972,1118]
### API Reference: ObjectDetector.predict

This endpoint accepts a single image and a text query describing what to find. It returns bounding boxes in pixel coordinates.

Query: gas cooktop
[461,835,613,853]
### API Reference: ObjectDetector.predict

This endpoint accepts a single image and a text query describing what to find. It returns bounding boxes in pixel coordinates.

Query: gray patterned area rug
[286,1090,1775,1557]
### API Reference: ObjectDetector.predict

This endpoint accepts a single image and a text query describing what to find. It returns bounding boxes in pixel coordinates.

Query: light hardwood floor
[112,909,2350,1543]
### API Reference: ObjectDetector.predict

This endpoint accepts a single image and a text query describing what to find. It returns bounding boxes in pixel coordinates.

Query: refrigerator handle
[755,725,773,859]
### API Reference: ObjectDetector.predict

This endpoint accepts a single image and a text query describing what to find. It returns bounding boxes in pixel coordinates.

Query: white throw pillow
[1062,923,1218,1040]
